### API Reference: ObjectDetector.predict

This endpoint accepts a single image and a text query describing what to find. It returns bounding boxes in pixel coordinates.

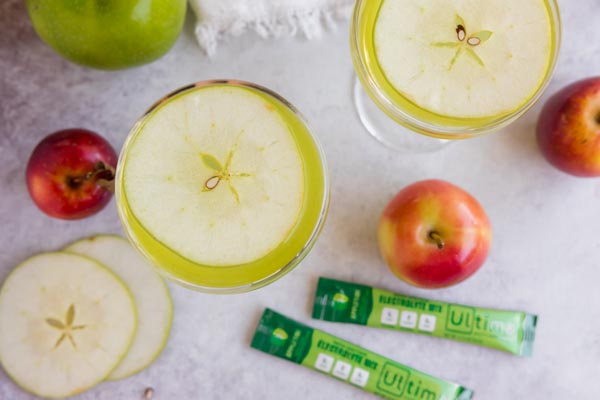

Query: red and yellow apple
[26,129,118,220]
[536,77,600,177]
[378,180,491,289]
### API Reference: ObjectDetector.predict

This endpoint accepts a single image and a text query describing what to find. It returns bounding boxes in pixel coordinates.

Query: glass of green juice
[351,0,561,152]
[116,80,329,293]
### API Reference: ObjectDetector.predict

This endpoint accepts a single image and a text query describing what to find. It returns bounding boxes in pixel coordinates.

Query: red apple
[536,77,600,177]
[378,180,491,289]
[25,129,118,220]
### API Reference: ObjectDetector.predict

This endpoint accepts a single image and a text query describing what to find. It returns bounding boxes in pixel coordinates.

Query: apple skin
[378,180,491,289]
[536,77,600,177]
[26,129,118,220]
[26,0,187,70]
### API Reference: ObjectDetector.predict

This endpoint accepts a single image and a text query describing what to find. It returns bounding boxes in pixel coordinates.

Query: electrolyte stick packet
[312,277,537,357]
[251,308,474,400]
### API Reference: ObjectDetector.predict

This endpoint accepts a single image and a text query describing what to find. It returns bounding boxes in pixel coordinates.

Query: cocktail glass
[351,0,561,152]
[116,80,329,293]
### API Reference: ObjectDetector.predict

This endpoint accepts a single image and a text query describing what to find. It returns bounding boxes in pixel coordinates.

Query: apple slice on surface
[0,252,136,398]
[121,85,305,267]
[65,235,173,380]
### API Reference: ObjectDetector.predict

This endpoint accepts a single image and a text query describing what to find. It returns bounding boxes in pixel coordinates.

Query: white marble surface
[2,1,600,399]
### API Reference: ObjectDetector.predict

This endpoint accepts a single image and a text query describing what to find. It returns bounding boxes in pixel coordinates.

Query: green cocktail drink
[116,81,329,293]
[352,0,561,143]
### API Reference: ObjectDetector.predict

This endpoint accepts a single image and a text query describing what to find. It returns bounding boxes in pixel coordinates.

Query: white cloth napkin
[189,0,354,55]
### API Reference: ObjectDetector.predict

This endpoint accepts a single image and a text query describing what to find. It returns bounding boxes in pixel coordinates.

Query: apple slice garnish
[120,85,305,267]
[373,0,554,118]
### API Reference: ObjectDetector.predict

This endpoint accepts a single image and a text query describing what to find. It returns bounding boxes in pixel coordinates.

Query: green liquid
[116,83,328,291]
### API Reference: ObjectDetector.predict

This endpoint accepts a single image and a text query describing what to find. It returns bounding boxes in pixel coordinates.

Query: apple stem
[67,162,115,193]
[428,231,445,250]
[97,178,115,193]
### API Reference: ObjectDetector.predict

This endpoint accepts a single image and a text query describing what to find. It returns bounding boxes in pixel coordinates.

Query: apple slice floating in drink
[373,0,555,119]
[116,82,329,291]
[121,85,304,267]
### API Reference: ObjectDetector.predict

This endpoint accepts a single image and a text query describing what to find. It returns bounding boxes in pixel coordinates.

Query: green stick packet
[312,277,537,357]
[251,308,474,400]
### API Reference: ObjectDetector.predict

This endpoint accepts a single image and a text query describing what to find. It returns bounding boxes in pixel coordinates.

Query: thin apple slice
[374,0,554,118]
[0,252,136,398]
[121,85,305,267]
[64,235,173,380]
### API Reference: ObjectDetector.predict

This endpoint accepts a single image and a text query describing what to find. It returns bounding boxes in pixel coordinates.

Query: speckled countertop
[2,0,600,399]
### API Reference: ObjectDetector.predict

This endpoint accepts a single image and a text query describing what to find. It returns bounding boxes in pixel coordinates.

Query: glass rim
[115,79,330,294]
[350,0,562,139]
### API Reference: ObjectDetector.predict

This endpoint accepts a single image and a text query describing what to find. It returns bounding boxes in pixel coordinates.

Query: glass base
[353,78,450,153]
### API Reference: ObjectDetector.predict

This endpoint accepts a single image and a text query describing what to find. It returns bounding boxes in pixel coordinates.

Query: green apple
[26,0,187,70]
[0,252,136,398]
[65,235,173,380]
